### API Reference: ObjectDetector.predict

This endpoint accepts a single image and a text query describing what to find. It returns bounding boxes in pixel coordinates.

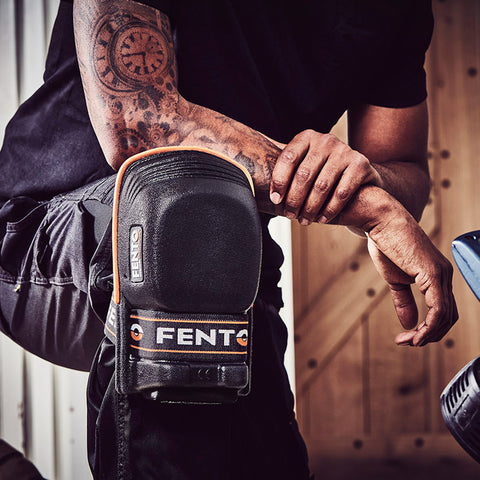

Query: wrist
[334,185,404,233]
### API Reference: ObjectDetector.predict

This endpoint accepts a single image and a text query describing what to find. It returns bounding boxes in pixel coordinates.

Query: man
[0,0,457,478]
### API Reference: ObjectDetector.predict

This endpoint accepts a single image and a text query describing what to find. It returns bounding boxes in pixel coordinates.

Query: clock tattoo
[93,16,172,93]
[117,26,165,80]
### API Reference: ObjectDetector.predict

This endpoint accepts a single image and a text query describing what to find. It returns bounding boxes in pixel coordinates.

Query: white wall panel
[269,217,296,395]
[0,1,18,145]
[55,368,91,480]
[17,0,47,102]
[0,0,27,454]
[0,1,92,479]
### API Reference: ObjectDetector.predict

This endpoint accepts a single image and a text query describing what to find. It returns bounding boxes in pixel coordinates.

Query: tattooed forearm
[73,0,282,213]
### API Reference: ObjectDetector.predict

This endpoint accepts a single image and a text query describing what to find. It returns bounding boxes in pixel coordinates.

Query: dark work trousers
[0,440,44,480]
[0,175,311,479]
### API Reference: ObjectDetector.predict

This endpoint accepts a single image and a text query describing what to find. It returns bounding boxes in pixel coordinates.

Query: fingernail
[270,192,281,204]
[319,216,328,224]
[285,210,295,220]
[300,218,311,226]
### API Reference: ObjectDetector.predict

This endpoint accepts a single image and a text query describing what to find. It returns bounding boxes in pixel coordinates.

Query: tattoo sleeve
[73,0,282,213]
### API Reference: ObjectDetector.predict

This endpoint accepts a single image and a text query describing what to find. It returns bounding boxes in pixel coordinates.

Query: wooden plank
[368,294,429,435]
[305,326,364,438]
[427,0,480,402]
[297,224,365,325]
[305,434,480,480]
[305,432,480,461]
[295,248,389,392]
[293,0,480,475]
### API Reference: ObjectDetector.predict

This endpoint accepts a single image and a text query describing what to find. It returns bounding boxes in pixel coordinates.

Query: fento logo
[127,315,250,356]
[130,226,143,282]
[156,326,248,348]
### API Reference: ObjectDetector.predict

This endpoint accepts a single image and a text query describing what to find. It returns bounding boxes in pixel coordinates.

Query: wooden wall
[292,1,480,478]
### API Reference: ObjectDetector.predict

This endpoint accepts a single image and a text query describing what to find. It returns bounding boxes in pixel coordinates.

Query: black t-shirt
[0,0,433,307]
[138,0,433,141]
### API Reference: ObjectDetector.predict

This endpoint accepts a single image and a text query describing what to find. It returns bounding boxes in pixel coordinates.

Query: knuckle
[272,178,287,190]
[349,152,370,171]
[334,141,350,155]
[313,179,329,193]
[323,133,339,148]
[281,149,298,165]
[286,197,302,209]
[295,167,311,184]
[322,206,337,219]
[285,191,303,208]
[335,187,350,200]
[302,205,315,217]
[295,129,315,141]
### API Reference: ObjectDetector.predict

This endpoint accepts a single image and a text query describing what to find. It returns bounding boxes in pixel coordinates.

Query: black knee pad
[105,147,262,403]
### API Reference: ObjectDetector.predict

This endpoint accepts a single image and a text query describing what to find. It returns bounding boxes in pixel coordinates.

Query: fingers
[394,261,459,347]
[281,149,330,220]
[301,152,376,225]
[389,283,418,331]
[270,131,314,207]
[269,130,380,224]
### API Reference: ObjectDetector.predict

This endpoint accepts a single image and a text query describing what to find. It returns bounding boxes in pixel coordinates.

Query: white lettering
[218,329,236,346]
[107,305,116,327]
[130,227,143,282]
[195,329,216,346]
[178,328,194,345]
[156,327,175,344]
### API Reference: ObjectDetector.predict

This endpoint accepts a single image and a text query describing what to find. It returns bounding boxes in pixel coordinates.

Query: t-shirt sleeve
[361,1,434,108]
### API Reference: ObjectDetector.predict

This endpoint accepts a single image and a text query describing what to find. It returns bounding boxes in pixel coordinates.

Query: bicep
[347,101,429,171]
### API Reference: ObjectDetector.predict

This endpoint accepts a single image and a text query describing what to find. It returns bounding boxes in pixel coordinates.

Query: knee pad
[105,147,262,404]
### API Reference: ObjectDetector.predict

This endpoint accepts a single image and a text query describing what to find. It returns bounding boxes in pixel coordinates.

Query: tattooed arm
[73,0,457,346]
[73,0,428,222]
[73,0,282,212]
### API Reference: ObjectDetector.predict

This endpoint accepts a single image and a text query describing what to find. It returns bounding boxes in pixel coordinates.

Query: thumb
[389,283,418,330]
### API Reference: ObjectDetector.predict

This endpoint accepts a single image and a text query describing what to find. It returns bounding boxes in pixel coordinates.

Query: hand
[366,214,458,347]
[269,130,383,225]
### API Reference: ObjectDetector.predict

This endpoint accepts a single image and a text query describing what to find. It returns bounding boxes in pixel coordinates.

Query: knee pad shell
[105,147,262,404]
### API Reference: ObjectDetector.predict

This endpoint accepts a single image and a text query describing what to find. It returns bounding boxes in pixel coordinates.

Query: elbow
[100,95,194,171]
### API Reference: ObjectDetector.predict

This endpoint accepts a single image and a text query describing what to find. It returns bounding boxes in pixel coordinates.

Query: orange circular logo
[236,329,248,347]
[130,323,144,341]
